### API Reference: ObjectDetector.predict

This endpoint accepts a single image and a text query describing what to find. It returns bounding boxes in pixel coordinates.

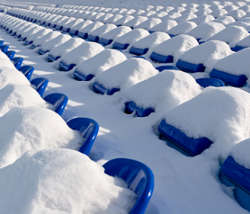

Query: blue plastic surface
[219,156,250,211]
[176,59,206,73]
[23,40,33,46]
[129,47,149,56]
[98,37,113,46]
[67,117,99,155]
[46,54,60,62]
[1,44,9,53]
[19,65,34,80]
[92,82,107,94]
[103,158,154,214]
[155,65,178,72]
[69,29,78,36]
[6,50,15,60]
[158,119,213,156]
[37,48,49,55]
[87,34,99,42]
[150,52,174,63]
[78,32,88,39]
[231,45,246,52]
[72,70,94,81]
[124,101,155,117]
[210,69,247,87]
[44,93,68,116]
[58,61,76,71]
[31,77,49,97]
[196,77,225,88]
[12,57,23,70]
[112,42,129,50]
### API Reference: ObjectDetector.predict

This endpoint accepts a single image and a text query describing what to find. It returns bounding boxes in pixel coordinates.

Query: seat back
[19,65,34,80]
[44,93,68,116]
[103,158,154,214]
[67,117,99,155]
[31,77,49,97]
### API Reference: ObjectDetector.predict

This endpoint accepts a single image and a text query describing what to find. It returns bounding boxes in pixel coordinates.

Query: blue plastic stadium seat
[231,45,245,52]
[37,48,49,55]
[98,37,113,46]
[19,65,34,80]
[6,50,15,60]
[112,42,129,50]
[103,158,154,214]
[196,77,225,88]
[55,25,63,31]
[0,44,9,53]
[46,54,61,62]
[44,93,68,115]
[31,77,49,97]
[158,119,213,156]
[155,65,178,72]
[30,44,40,49]
[176,59,206,73]
[92,82,120,95]
[62,27,70,33]
[23,40,33,46]
[129,47,149,56]
[78,32,88,39]
[87,34,99,42]
[72,70,94,81]
[210,69,247,87]
[67,117,99,155]
[0,40,4,46]
[150,52,174,63]
[124,101,155,117]
[219,156,250,211]
[69,29,79,37]
[12,57,24,70]
[58,61,76,71]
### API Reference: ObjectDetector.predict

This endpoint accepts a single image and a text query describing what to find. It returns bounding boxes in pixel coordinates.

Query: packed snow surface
[231,138,250,168]
[0,149,136,214]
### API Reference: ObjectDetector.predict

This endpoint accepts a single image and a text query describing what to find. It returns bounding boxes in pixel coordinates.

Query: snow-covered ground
[0,0,249,213]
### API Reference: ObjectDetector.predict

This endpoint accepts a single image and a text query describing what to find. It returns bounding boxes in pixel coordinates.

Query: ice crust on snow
[0,149,136,214]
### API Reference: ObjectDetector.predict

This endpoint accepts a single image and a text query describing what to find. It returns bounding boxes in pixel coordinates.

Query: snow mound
[76,49,127,76]
[150,19,178,32]
[231,138,250,168]
[130,31,170,50]
[0,69,30,89]
[136,17,162,30]
[89,23,116,37]
[42,33,71,51]
[0,106,82,167]
[121,70,201,113]
[152,34,199,62]
[163,87,250,158]
[212,48,250,79]
[50,37,84,58]
[167,21,197,36]
[61,41,104,64]
[0,149,136,214]
[114,28,149,45]
[189,22,225,41]
[95,58,158,90]
[179,40,233,71]
[0,84,47,116]
[101,26,131,40]
[208,25,249,47]
[214,16,236,25]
